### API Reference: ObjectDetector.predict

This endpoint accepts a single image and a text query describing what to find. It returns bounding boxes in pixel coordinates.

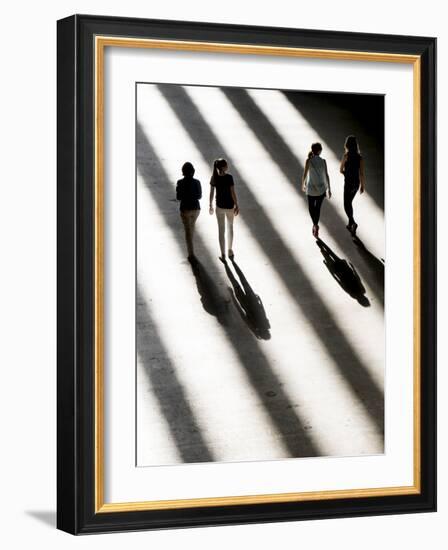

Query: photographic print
[136,83,385,466]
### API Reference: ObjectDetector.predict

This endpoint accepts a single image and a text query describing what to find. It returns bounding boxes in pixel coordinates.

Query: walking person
[176,161,202,260]
[209,158,240,261]
[302,142,332,238]
[340,135,366,235]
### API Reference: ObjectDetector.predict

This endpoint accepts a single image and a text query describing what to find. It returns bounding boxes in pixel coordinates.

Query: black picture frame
[57,14,436,535]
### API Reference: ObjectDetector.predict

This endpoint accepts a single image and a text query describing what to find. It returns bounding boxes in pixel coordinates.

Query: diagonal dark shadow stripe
[352,235,385,294]
[157,83,384,436]
[283,90,385,211]
[137,285,215,463]
[222,87,384,305]
[137,120,321,459]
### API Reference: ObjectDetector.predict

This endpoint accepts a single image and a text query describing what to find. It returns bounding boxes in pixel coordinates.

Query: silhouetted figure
[222,259,271,340]
[352,235,385,292]
[316,239,370,307]
[176,162,202,259]
[189,257,230,325]
[301,142,332,239]
[339,135,366,235]
[209,158,240,261]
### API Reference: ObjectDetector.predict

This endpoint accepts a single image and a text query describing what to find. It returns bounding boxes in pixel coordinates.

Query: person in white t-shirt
[301,142,332,238]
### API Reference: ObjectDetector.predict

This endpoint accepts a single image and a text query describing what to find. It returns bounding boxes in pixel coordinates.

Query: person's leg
[188,210,200,255]
[314,193,326,225]
[215,207,226,257]
[308,195,318,226]
[344,185,358,226]
[181,211,195,256]
[225,209,235,255]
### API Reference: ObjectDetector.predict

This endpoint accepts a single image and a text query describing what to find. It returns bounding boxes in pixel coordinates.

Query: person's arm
[340,153,347,174]
[301,158,310,192]
[230,185,239,215]
[196,180,202,201]
[176,180,182,201]
[209,178,215,214]
[359,158,366,194]
[324,160,332,199]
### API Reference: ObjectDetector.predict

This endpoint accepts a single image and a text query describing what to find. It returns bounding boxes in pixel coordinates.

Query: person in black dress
[339,135,366,235]
[209,158,239,261]
[176,162,202,260]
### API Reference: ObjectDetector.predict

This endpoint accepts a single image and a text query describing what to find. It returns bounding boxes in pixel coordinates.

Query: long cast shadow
[223,258,271,340]
[316,239,370,307]
[158,84,384,435]
[137,285,215,463]
[222,87,384,306]
[189,257,231,325]
[352,236,385,299]
[283,90,385,210]
[137,121,320,458]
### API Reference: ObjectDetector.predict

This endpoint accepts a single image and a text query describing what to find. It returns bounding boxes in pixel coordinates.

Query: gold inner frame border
[94,35,421,514]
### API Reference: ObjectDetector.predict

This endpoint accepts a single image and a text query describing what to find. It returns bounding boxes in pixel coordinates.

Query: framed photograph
[57,14,436,534]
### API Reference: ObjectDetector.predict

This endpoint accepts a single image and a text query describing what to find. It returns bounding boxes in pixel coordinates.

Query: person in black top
[339,135,366,235]
[176,162,202,259]
[209,158,240,262]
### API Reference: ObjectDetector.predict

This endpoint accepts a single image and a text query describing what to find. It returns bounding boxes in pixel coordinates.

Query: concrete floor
[136,83,385,466]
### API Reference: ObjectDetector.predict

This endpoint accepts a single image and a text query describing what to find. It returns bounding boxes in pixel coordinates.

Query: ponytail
[211,158,228,184]
[212,160,220,184]
[309,142,323,159]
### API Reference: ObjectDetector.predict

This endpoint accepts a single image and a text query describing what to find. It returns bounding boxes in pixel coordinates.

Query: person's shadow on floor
[352,235,385,292]
[222,258,271,340]
[316,239,370,307]
[189,257,230,326]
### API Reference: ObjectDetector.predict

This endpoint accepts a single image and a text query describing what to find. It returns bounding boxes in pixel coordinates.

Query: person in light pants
[176,162,202,260]
[209,158,240,262]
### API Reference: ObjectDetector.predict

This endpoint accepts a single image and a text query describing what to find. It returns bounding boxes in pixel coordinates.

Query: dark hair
[182,161,195,177]
[308,142,322,159]
[212,158,228,183]
[344,135,360,155]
